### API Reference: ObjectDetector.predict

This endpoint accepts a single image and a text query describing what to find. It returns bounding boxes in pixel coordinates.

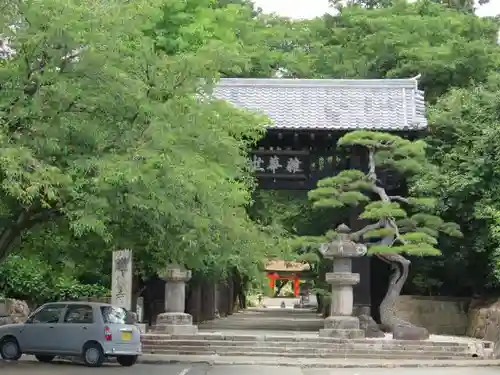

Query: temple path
[198,304,324,333]
[198,303,487,346]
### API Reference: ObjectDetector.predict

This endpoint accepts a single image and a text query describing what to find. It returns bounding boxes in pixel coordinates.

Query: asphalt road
[1,361,500,375]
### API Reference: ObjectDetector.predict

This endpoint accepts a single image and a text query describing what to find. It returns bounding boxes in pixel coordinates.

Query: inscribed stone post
[136,297,144,322]
[112,250,133,310]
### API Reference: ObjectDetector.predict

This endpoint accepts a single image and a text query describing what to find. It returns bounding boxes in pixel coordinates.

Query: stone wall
[467,299,500,343]
[0,298,30,326]
[393,295,470,335]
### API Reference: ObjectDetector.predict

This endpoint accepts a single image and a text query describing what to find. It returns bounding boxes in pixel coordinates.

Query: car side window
[30,305,65,324]
[63,305,94,324]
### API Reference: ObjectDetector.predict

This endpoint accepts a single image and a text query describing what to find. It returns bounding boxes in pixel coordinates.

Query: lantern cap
[319,223,366,259]
[336,224,351,234]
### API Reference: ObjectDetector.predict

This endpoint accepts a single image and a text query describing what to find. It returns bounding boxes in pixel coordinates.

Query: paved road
[1,361,500,375]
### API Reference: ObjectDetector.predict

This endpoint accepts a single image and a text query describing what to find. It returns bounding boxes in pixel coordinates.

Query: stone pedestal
[318,224,366,339]
[155,312,198,334]
[155,265,198,335]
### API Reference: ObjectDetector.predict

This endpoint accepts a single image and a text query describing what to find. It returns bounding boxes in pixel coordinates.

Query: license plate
[121,332,132,341]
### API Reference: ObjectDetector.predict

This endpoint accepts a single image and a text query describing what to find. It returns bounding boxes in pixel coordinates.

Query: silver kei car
[0,301,142,367]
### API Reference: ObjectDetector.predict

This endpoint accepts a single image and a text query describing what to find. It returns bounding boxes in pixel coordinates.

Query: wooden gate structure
[213,77,427,316]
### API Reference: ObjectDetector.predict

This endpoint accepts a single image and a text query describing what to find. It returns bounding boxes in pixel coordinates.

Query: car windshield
[100,306,127,324]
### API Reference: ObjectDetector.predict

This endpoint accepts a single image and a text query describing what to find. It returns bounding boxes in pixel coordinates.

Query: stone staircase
[141,307,495,360]
[198,308,324,332]
[142,332,495,360]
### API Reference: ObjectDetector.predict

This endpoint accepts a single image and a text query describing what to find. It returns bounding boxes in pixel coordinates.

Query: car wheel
[0,337,22,360]
[81,342,105,367]
[35,355,55,363]
[116,355,138,367]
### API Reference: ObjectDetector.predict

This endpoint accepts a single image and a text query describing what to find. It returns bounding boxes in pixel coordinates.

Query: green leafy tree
[150,0,321,78]
[313,1,500,101]
[307,130,461,334]
[330,0,489,12]
[0,0,279,286]
[0,254,108,305]
[425,73,500,292]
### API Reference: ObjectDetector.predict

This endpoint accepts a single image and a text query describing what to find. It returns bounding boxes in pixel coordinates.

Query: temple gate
[214,77,427,320]
[265,260,313,297]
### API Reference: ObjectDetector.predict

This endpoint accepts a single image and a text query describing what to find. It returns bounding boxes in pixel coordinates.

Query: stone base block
[319,328,365,339]
[320,316,365,339]
[154,324,198,335]
[324,316,360,330]
[392,324,430,341]
[358,315,385,338]
[157,312,193,325]
[154,312,198,335]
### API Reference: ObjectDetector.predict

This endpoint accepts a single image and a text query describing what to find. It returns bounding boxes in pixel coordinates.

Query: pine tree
[308,130,461,339]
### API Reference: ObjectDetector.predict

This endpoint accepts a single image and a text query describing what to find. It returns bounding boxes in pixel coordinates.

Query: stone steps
[198,311,325,331]
[237,308,317,315]
[141,347,471,360]
[199,322,324,331]
[141,333,491,360]
[143,333,467,346]
[141,339,471,352]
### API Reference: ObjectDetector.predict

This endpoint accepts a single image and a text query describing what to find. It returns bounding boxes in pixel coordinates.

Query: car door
[57,304,96,354]
[18,304,66,353]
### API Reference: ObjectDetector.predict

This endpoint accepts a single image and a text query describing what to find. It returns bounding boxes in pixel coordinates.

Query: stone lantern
[319,224,367,339]
[154,265,198,335]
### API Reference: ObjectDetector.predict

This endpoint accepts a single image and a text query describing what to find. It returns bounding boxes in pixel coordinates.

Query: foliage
[0,255,108,304]
[3,0,500,297]
[304,0,500,295]
[307,131,462,255]
[423,73,500,292]
[310,1,500,101]
[0,0,281,282]
[257,0,500,295]
[330,0,490,13]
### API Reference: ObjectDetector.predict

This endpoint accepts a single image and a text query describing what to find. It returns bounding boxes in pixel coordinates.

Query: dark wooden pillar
[349,146,372,316]
[186,280,202,323]
[228,273,235,314]
[352,257,371,313]
[217,280,230,316]
[201,281,215,321]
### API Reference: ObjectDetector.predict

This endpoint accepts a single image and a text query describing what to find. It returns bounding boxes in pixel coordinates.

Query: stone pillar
[155,265,198,335]
[348,146,372,314]
[319,224,366,339]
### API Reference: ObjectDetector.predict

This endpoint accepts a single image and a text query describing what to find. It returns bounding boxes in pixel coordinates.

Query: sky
[252,0,500,19]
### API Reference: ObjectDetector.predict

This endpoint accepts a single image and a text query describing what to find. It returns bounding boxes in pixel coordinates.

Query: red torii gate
[267,272,300,297]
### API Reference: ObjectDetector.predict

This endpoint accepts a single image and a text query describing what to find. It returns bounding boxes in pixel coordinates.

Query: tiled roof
[213,78,427,131]
[265,260,310,272]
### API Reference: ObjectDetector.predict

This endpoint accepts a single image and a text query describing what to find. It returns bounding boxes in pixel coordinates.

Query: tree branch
[366,148,406,247]
[26,207,62,227]
[350,220,383,241]
[388,195,410,204]
[367,149,391,202]
[367,147,377,182]
[0,207,63,263]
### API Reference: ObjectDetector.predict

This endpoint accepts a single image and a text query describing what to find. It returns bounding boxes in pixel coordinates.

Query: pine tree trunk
[376,253,410,329]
